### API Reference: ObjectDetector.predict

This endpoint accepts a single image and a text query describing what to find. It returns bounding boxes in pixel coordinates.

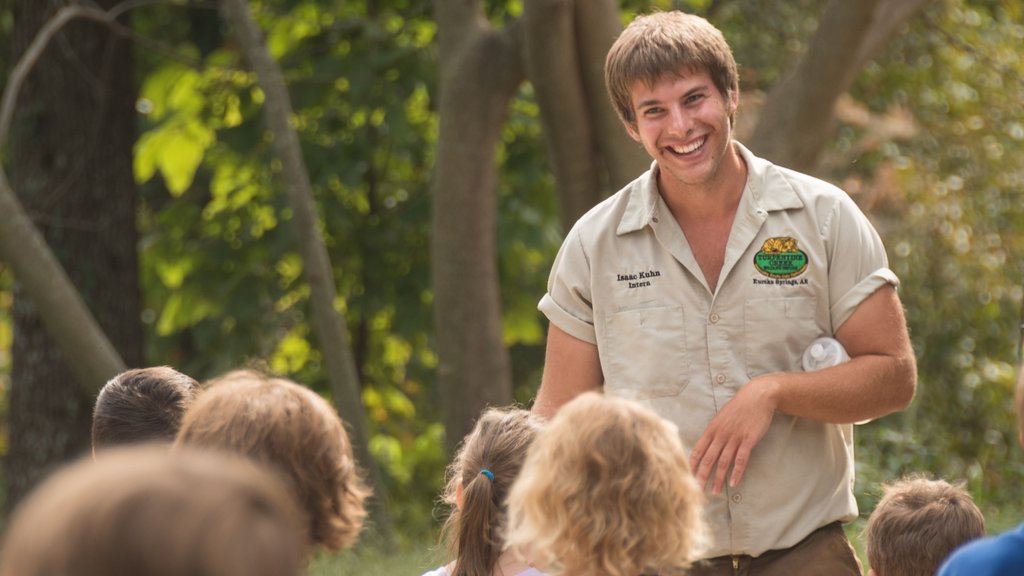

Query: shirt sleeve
[538,224,599,345]
[826,193,899,332]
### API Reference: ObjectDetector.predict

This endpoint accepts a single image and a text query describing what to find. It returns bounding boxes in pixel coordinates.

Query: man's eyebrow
[636,97,663,109]
[636,86,709,109]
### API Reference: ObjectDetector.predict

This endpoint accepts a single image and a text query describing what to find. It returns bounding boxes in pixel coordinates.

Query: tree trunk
[749,0,926,172]
[432,1,521,455]
[218,0,392,541]
[523,0,604,232]
[523,0,647,232]
[572,0,649,190]
[6,0,141,512]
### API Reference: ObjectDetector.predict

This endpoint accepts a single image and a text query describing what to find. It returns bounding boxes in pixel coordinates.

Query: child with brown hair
[506,393,706,576]
[865,476,985,576]
[0,445,306,576]
[91,366,200,451]
[422,406,546,576]
[175,369,369,552]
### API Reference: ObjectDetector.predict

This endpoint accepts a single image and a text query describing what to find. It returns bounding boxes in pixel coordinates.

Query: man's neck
[660,144,747,224]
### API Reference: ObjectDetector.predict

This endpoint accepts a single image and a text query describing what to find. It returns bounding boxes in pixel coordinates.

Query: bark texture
[6,0,140,512]
[432,0,521,455]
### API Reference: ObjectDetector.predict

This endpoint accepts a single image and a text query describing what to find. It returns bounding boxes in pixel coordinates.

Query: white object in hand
[801,337,850,371]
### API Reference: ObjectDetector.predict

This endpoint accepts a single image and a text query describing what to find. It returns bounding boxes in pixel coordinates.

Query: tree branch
[749,0,881,171]
[573,0,648,191]
[218,0,393,541]
[0,2,129,393]
[523,0,603,231]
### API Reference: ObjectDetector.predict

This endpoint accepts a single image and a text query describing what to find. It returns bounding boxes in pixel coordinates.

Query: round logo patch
[754,236,808,279]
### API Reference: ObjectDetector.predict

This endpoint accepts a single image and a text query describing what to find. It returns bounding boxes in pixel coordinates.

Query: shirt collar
[616,141,804,235]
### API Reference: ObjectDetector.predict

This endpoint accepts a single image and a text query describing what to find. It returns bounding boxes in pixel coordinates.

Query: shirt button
[715,374,727,384]
[709,312,720,324]
[731,492,743,503]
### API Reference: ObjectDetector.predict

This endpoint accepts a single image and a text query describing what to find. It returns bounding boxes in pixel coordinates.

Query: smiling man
[532,11,917,576]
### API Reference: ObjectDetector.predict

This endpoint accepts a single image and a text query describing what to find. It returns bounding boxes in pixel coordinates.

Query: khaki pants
[687,522,862,576]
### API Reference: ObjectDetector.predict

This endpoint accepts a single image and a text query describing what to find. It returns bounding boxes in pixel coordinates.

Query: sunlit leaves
[134,64,257,195]
[270,324,315,374]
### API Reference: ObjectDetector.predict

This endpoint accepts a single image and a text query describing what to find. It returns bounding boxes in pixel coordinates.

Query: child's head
[506,393,705,576]
[92,366,200,450]
[605,10,739,126]
[865,476,986,576]
[174,369,369,551]
[0,445,306,576]
[442,406,544,576]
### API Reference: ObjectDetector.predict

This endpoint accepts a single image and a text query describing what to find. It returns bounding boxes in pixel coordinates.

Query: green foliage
[834,0,1024,512]
[129,0,453,537]
[2,0,1023,541]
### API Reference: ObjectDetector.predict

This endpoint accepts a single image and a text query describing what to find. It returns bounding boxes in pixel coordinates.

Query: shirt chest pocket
[744,296,821,377]
[601,305,690,399]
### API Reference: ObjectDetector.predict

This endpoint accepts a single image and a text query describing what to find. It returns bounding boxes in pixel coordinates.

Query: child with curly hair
[507,393,706,576]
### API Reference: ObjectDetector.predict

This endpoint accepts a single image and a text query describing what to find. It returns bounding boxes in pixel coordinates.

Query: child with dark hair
[865,476,985,576]
[422,406,546,576]
[175,369,369,552]
[91,366,200,452]
[0,445,306,576]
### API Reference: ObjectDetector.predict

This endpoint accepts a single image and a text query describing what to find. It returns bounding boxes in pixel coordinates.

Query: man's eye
[686,93,706,105]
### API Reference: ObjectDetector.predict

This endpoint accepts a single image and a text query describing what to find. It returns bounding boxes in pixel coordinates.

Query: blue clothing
[938,523,1024,575]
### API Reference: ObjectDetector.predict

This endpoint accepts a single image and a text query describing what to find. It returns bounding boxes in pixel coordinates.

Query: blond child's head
[865,476,985,576]
[506,393,706,576]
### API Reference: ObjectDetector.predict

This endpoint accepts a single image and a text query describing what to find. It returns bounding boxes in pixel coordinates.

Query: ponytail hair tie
[480,469,494,482]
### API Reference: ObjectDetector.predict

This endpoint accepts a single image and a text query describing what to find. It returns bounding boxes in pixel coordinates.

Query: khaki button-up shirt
[539,142,897,558]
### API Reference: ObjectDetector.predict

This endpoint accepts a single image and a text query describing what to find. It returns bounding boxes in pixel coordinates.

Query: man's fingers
[711,442,739,495]
[729,444,752,488]
[689,436,709,475]
[694,438,723,490]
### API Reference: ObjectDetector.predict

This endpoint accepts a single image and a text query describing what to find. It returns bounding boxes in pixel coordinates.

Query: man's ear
[729,88,739,113]
[623,120,641,142]
[455,481,464,511]
[867,568,878,576]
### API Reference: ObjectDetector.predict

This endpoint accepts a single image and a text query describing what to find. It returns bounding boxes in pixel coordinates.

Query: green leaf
[158,120,215,196]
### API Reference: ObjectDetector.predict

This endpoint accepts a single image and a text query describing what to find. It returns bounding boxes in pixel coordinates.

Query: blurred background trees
[0,0,1021,543]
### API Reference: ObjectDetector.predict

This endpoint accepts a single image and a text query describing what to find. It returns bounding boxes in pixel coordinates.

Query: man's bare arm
[532,323,603,419]
[690,284,917,493]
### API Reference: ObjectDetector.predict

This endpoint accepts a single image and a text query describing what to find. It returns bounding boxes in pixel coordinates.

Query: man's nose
[666,106,692,136]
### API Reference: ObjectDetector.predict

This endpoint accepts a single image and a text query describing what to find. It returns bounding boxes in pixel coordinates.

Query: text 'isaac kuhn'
[616,269,663,288]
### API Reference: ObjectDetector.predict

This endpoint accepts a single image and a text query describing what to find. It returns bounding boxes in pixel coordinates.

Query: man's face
[624,69,738,196]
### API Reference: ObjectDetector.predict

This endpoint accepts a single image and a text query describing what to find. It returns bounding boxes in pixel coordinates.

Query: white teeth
[670,137,706,155]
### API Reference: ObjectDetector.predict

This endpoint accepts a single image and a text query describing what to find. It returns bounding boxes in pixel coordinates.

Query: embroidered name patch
[616,269,661,289]
[753,236,808,279]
